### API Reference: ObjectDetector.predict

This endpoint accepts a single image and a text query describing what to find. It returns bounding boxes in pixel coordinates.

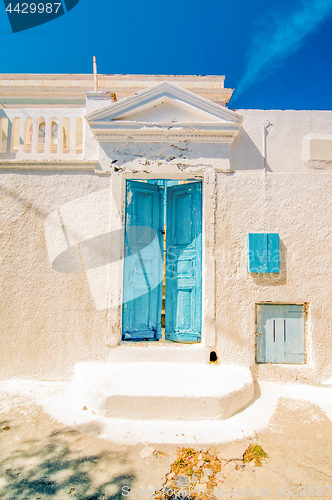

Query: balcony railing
[0,108,86,161]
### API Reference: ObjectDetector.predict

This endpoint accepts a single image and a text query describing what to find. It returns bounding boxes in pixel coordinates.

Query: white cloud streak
[236,0,332,96]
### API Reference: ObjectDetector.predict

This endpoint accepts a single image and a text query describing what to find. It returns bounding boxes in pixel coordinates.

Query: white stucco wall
[1,103,332,383]
[215,171,332,383]
[232,109,332,173]
[0,172,113,379]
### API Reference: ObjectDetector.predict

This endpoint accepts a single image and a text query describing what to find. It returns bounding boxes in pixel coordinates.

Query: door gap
[161,222,167,341]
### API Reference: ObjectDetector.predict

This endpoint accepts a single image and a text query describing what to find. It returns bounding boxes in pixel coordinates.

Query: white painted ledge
[0,160,97,170]
[107,343,211,364]
[70,362,254,421]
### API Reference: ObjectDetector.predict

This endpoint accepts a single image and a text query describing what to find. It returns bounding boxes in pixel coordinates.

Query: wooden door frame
[110,167,216,349]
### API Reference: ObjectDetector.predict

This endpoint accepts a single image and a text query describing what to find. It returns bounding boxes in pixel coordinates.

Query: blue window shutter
[248,233,268,273]
[268,233,280,273]
[257,304,305,364]
[248,233,280,273]
[122,180,164,340]
[165,182,202,342]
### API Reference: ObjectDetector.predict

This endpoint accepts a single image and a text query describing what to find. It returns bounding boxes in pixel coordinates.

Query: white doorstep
[107,343,211,363]
[70,362,254,421]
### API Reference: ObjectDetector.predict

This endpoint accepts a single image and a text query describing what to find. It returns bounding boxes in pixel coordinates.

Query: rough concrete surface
[1,382,332,500]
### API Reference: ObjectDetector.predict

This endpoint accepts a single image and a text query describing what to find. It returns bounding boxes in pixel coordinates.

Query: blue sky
[0,0,332,110]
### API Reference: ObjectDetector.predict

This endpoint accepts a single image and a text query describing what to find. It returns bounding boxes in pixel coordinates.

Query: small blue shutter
[122,180,164,340]
[248,233,279,273]
[257,304,305,364]
[165,182,202,342]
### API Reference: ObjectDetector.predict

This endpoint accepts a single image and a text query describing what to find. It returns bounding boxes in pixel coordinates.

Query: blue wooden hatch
[257,304,305,364]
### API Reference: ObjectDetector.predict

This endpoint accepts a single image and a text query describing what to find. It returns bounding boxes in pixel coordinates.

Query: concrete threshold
[107,343,211,363]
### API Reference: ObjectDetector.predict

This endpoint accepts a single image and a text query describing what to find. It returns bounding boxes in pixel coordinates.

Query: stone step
[70,362,254,421]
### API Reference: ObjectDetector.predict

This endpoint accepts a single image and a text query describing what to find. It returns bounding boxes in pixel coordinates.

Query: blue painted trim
[165,332,201,342]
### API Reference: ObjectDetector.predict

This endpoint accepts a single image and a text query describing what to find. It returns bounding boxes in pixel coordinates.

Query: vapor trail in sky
[236,0,332,97]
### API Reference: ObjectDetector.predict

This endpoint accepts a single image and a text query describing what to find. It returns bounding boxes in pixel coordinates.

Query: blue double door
[122,180,202,342]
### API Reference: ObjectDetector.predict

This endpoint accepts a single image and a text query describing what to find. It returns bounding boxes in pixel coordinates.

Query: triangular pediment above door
[113,99,223,124]
[86,81,243,143]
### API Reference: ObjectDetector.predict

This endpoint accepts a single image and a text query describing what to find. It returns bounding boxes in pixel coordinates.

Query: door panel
[122,181,164,340]
[165,182,202,342]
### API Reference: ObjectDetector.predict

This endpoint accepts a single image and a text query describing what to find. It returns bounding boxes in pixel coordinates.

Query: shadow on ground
[0,421,135,500]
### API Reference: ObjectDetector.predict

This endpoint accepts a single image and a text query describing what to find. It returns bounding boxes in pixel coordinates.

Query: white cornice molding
[92,130,239,143]
[0,74,233,106]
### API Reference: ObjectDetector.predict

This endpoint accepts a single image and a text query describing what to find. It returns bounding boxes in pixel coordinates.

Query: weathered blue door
[165,182,202,341]
[257,304,305,363]
[122,181,164,340]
